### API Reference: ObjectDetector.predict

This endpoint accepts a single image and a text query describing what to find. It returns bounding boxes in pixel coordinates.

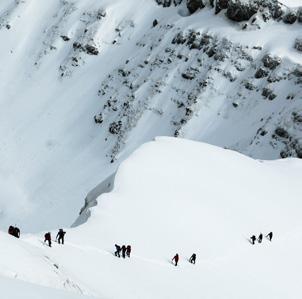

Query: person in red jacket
[172,254,179,266]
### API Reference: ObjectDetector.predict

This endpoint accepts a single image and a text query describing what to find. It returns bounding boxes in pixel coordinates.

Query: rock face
[227,0,259,22]
[187,0,205,14]
[215,0,229,14]
[298,8,302,23]
[155,0,183,7]
[262,54,281,70]
[295,38,302,52]
[283,10,297,24]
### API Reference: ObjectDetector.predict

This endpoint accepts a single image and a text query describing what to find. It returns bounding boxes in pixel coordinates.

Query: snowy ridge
[0,0,301,232]
[1,137,302,298]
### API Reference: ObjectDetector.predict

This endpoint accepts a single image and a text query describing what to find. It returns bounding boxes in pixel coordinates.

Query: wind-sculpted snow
[1,138,302,298]
[0,0,301,232]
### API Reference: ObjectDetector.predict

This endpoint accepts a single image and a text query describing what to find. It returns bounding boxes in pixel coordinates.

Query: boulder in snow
[187,0,205,14]
[262,54,281,70]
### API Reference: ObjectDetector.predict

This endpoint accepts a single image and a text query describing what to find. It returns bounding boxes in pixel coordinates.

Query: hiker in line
[121,245,127,258]
[172,254,179,266]
[189,253,196,264]
[115,244,121,257]
[44,232,52,247]
[258,233,263,243]
[250,235,256,245]
[266,232,273,242]
[56,229,66,244]
[126,245,131,258]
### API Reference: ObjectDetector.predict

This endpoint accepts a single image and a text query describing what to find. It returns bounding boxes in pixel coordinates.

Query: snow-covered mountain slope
[1,137,302,298]
[0,0,301,232]
[0,276,95,299]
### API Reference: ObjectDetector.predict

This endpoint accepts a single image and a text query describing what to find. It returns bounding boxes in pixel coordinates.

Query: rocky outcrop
[227,0,258,22]
[283,10,297,24]
[187,0,205,14]
[262,54,281,70]
[295,38,302,52]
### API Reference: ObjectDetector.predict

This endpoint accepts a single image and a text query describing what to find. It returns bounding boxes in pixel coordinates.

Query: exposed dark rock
[155,0,182,7]
[227,0,258,22]
[262,54,281,70]
[118,69,130,77]
[257,128,268,136]
[187,0,205,14]
[294,38,302,52]
[293,66,302,77]
[215,0,229,14]
[73,42,84,51]
[232,102,239,108]
[61,35,70,41]
[109,121,122,135]
[94,113,103,124]
[292,112,302,124]
[6,24,11,30]
[275,127,289,139]
[283,10,297,24]
[262,87,276,100]
[243,80,256,90]
[85,44,99,55]
[182,71,195,80]
[298,8,302,22]
[255,67,269,79]
[172,32,187,44]
[153,19,158,27]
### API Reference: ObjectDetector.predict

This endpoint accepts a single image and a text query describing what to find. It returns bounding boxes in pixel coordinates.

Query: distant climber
[266,232,273,242]
[44,232,52,247]
[126,245,131,258]
[258,233,263,243]
[172,254,179,266]
[115,244,121,257]
[189,253,196,264]
[56,229,66,244]
[250,235,256,245]
[8,226,20,238]
[121,245,127,258]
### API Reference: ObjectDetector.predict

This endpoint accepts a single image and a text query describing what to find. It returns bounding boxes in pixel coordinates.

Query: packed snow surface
[1,137,301,298]
[282,0,302,7]
[0,276,95,299]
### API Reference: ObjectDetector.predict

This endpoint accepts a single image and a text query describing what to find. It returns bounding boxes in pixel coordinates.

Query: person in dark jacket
[115,244,121,257]
[44,232,52,247]
[126,245,131,258]
[189,253,196,264]
[266,232,273,241]
[258,233,263,243]
[121,245,127,258]
[250,235,257,245]
[250,235,256,245]
[56,229,66,244]
[172,254,179,266]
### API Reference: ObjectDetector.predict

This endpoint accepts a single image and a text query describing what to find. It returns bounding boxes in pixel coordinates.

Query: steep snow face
[0,0,301,231]
[1,137,302,298]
